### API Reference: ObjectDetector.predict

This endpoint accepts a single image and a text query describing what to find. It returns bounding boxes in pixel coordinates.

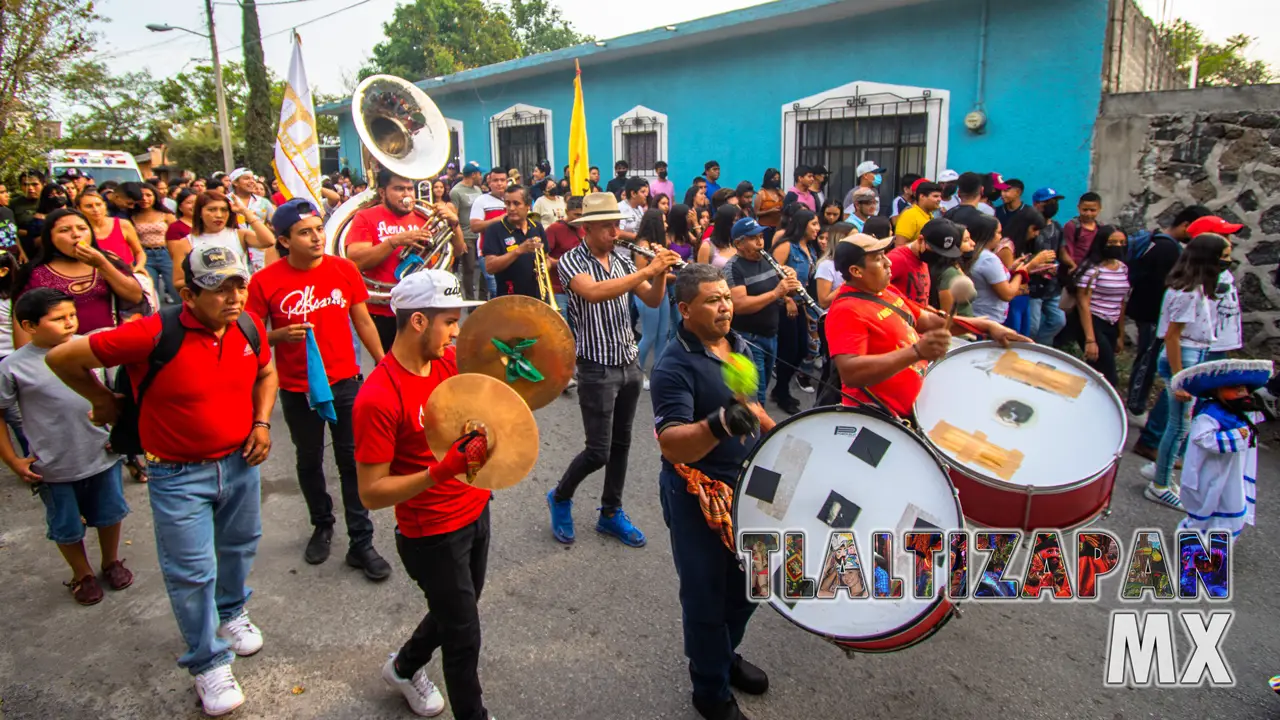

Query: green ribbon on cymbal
[491,337,544,383]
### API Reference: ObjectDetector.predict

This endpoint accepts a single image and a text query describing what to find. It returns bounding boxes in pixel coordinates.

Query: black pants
[773,309,808,403]
[458,236,489,301]
[395,504,491,720]
[554,358,642,510]
[279,377,374,550]
[1126,320,1160,414]
[815,315,843,407]
[1068,311,1121,388]
[372,313,397,354]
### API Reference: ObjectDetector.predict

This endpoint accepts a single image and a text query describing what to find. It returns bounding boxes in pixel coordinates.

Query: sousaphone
[325,74,457,305]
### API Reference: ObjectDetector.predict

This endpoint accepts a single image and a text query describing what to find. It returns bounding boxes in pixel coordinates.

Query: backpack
[107,305,262,457]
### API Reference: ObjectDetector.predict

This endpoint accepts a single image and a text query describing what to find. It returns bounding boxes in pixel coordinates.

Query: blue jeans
[147,452,262,675]
[637,296,671,373]
[554,293,573,334]
[1138,348,1221,451]
[1153,346,1209,488]
[1004,295,1031,336]
[659,467,756,705]
[144,246,177,305]
[1027,294,1066,345]
[477,256,497,298]
[37,461,128,544]
[738,331,777,405]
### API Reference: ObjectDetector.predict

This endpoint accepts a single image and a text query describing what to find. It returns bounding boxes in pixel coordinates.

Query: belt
[144,451,230,466]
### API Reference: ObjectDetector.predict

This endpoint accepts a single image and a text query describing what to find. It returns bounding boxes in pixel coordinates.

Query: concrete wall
[1101,0,1185,94]
[1092,84,1280,356]
[334,0,1110,205]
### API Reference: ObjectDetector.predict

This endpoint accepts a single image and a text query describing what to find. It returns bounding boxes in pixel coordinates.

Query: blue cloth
[305,327,337,424]
[1004,294,1031,336]
[1154,346,1209,488]
[738,331,777,405]
[637,295,671,373]
[1027,294,1066,345]
[147,453,262,675]
[37,461,128,544]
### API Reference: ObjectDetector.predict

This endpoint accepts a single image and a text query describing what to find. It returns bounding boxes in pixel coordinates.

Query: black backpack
[107,305,262,457]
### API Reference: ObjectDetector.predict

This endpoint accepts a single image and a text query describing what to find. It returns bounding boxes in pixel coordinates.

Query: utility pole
[206,0,235,173]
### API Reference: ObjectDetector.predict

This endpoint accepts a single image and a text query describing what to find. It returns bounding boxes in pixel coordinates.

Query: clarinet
[761,251,826,317]
[614,239,689,269]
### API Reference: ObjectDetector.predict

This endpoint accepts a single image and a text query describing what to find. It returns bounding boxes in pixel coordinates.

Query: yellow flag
[569,59,590,196]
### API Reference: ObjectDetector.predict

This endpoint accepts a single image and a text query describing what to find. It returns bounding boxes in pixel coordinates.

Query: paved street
[1,373,1278,720]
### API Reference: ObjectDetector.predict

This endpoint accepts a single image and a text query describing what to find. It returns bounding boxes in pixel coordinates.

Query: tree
[156,62,250,133]
[506,0,591,56]
[59,61,162,150]
[1160,19,1273,87]
[167,123,244,176]
[0,0,100,179]
[363,0,521,80]
[241,0,275,177]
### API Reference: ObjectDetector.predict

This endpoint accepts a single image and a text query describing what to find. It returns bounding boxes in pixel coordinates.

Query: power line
[214,0,327,6]
[220,0,378,55]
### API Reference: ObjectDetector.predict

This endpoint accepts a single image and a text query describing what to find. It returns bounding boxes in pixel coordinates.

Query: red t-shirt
[246,255,369,392]
[352,348,490,537]
[165,220,191,242]
[89,308,271,462]
[344,204,429,316]
[887,245,930,306]
[544,220,583,293]
[825,285,924,418]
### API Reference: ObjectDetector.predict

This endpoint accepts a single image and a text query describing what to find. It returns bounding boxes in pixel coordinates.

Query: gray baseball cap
[188,241,251,290]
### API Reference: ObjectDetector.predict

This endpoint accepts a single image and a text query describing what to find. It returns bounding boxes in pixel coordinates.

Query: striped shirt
[1080,264,1130,324]
[558,244,639,366]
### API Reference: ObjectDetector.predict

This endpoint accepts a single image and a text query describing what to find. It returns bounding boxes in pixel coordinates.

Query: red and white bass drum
[733,406,963,653]
[914,341,1127,531]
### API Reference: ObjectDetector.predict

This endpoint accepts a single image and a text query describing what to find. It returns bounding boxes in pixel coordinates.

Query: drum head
[914,342,1126,490]
[734,406,962,644]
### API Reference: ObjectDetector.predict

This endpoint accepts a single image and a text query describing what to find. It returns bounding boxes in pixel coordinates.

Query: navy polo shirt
[650,322,762,486]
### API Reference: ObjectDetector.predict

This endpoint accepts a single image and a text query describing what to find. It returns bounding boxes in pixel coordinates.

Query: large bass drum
[733,406,963,653]
[914,341,1126,531]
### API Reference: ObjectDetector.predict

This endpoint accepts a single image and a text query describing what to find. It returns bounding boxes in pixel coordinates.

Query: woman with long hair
[1068,225,1129,387]
[755,168,784,230]
[682,184,707,212]
[697,204,740,268]
[76,192,146,274]
[632,208,673,388]
[819,198,844,227]
[19,184,72,260]
[999,208,1050,336]
[1143,233,1232,510]
[648,192,671,215]
[167,190,274,291]
[968,215,1054,325]
[770,208,820,410]
[132,183,178,305]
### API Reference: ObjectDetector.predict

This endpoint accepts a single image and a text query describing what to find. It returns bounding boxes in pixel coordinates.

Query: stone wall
[1101,0,1185,94]
[1091,85,1280,357]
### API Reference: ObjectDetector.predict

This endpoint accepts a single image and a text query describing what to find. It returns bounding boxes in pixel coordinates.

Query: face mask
[1101,246,1125,260]
[872,175,882,187]
[1219,259,1234,272]
[657,170,667,179]
[50,196,67,208]
[1041,200,1059,220]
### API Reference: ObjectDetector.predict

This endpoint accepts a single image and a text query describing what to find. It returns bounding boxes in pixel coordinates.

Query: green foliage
[59,60,164,149]
[166,123,244,176]
[506,0,591,56]
[242,0,275,179]
[1160,19,1274,87]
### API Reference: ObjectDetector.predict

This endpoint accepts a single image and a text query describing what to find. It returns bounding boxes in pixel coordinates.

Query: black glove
[706,400,759,440]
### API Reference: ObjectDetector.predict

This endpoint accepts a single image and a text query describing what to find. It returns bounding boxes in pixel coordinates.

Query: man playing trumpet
[480,185,554,305]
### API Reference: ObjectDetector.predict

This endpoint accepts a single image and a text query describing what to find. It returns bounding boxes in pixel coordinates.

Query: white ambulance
[47,149,144,185]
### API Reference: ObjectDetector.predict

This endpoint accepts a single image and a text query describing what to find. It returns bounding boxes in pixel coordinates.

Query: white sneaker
[1139,462,1156,481]
[566,377,577,390]
[382,653,445,717]
[218,613,263,656]
[1127,410,1148,428]
[195,665,245,717]
[1144,483,1184,511]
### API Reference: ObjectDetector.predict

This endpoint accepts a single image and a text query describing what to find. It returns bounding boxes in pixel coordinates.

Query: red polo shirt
[824,285,924,418]
[89,308,271,462]
[352,348,490,537]
[344,204,429,317]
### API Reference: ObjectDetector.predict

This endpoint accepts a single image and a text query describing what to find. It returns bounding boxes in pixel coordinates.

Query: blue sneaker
[547,489,575,544]
[596,507,646,547]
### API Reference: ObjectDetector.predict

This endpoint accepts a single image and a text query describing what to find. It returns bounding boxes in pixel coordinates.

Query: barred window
[612,106,668,179]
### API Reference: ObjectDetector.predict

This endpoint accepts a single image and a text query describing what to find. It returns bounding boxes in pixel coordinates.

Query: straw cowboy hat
[570,192,628,225]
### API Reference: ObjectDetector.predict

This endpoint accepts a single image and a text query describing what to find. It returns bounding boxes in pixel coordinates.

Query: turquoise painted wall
[337,0,1109,201]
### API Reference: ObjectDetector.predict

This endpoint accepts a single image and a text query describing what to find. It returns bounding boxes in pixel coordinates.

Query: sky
[90,0,1278,113]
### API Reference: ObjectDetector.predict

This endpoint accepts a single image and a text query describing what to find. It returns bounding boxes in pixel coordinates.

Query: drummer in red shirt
[345,169,465,352]
[248,198,390,579]
[826,233,1027,420]
[353,269,498,720]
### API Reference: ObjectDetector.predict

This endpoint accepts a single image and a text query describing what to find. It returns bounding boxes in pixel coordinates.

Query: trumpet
[534,243,558,312]
[614,239,689,269]
[761,251,826,318]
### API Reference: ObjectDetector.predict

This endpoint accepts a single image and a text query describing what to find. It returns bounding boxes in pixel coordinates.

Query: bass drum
[734,406,963,653]
[914,341,1126,530]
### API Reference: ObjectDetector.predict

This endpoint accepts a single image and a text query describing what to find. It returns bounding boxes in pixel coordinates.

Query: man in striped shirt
[548,192,681,548]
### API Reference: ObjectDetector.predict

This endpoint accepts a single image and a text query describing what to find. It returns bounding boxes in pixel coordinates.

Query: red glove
[428,429,489,484]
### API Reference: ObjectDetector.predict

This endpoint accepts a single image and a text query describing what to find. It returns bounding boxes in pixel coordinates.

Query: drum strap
[673,463,736,553]
[840,291,916,328]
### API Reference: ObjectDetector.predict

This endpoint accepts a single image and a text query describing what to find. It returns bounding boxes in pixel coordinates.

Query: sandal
[125,457,148,484]
[65,575,104,606]
[102,560,134,591]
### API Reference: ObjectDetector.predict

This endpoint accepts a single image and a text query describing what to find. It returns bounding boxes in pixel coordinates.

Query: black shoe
[346,545,392,582]
[692,694,748,720]
[304,525,333,565]
[729,654,769,695]
[772,394,802,415]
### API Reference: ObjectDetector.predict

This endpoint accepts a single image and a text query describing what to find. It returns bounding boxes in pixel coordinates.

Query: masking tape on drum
[927,420,1024,481]
[991,350,1087,399]
[759,434,812,520]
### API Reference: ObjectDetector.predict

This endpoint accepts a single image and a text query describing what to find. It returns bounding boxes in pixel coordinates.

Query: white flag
[274,33,324,210]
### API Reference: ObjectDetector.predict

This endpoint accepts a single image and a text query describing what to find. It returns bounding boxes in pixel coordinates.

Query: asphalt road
[1,369,1278,720]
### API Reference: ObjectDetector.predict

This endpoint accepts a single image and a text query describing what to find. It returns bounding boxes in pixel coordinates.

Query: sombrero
[1172,359,1274,398]
[570,192,627,225]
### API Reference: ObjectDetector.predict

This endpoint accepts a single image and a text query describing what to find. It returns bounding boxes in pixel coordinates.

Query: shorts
[37,461,129,545]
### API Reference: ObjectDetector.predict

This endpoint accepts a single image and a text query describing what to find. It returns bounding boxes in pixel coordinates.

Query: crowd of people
[0,152,1274,720]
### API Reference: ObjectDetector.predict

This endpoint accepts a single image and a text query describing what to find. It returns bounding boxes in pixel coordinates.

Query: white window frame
[611,105,668,179]
[445,117,466,167]
[779,80,950,181]
[488,103,554,171]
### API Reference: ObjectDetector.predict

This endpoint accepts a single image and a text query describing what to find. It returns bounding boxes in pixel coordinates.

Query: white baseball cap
[937,169,960,183]
[389,270,484,312]
[855,161,885,176]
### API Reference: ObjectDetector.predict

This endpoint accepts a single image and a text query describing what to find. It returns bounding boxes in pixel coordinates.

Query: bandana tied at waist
[674,463,735,553]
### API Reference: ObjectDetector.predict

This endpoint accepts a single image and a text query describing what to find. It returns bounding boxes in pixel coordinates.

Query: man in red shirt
[353,269,498,720]
[826,234,1024,418]
[887,218,963,306]
[47,241,277,717]
[249,198,390,579]
[345,168,464,353]
[545,194,584,322]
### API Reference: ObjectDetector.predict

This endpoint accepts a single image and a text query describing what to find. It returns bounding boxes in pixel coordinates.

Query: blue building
[322,0,1150,208]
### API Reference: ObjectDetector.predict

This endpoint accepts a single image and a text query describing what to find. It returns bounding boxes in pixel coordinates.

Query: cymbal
[455,295,575,410]
[422,373,539,490]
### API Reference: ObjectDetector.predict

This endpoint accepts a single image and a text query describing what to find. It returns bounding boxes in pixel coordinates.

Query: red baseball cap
[1187,216,1244,237]
[990,172,1010,190]
[910,178,933,194]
